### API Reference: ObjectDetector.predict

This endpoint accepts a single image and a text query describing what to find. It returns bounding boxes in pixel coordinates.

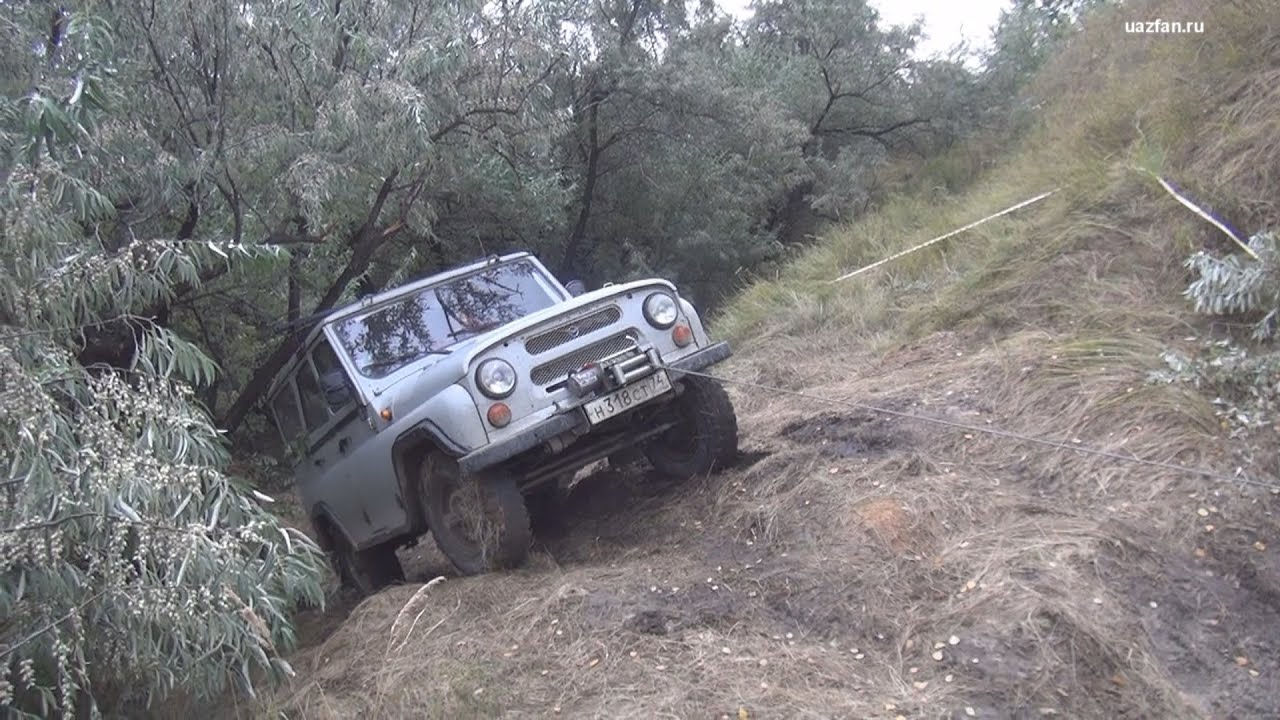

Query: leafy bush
[0,12,324,717]
[1151,232,1280,436]
[1185,231,1280,340]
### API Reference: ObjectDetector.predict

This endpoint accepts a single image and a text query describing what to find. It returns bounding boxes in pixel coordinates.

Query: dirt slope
[247,322,1278,719]
[230,1,1280,717]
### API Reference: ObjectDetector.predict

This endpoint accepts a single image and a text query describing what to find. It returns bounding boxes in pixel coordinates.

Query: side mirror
[565,279,586,297]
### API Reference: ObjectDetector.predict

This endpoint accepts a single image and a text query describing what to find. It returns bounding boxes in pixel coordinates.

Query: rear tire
[419,453,531,575]
[644,376,739,480]
[326,525,404,596]
[526,474,571,537]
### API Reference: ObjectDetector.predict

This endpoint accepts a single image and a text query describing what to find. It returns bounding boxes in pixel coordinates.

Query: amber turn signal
[487,402,512,428]
[379,407,393,421]
[672,324,693,347]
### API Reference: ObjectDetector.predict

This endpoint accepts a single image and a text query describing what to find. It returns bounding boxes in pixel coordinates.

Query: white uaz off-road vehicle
[267,252,737,592]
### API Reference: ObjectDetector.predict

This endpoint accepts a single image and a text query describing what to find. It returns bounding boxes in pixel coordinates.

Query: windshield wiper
[362,349,451,375]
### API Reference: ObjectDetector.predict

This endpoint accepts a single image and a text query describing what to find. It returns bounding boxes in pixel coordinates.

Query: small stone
[721,647,732,655]
[1197,508,1210,517]
[1255,541,1267,552]
[965,708,976,717]
[933,650,944,661]
[949,635,960,645]
[1236,656,1250,667]
[913,681,929,690]
[945,674,954,683]
[855,653,865,660]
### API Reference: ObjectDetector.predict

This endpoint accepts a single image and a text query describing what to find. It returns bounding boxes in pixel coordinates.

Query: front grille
[530,329,640,385]
[525,306,621,355]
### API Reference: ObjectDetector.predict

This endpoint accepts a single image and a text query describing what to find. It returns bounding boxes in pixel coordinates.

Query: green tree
[550,0,807,305]
[1,6,324,716]
[744,0,944,240]
[51,0,574,435]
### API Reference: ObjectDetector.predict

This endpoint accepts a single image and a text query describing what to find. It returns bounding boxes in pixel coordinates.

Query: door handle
[314,458,325,467]
[338,437,350,454]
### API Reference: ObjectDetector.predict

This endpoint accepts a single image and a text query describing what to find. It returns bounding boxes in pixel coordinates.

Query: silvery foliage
[1150,232,1280,436]
[1185,231,1280,340]
[0,12,324,718]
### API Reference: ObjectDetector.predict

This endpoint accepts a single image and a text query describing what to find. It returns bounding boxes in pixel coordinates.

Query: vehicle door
[297,338,396,546]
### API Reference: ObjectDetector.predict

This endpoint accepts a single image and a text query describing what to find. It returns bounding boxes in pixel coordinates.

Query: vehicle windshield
[330,259,559,379]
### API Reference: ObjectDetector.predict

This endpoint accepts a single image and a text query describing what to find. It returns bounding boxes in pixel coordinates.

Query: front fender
[392,382,489,454]
[678,297,711,346]
[387,383,489,535]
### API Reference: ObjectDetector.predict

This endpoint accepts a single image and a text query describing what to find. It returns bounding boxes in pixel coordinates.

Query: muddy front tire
[644,375,739,480]
[419,453,531,575]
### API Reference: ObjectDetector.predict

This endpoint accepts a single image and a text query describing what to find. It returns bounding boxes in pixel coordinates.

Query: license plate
[583,370,672,425]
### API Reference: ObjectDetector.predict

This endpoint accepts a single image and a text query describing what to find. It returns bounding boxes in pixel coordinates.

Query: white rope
[829,188,1060,283]
[1149,173,1260,260]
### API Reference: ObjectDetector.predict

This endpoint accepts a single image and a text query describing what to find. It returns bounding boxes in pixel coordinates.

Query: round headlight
[475,359,517,398]
[643,292,679,329]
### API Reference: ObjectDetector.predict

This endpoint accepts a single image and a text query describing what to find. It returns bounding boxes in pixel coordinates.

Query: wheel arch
[391,423,463,534]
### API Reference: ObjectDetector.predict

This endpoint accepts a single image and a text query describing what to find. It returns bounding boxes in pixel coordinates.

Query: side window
[294,359,330,432]
[312,340,355,412]
[270,382,304,444]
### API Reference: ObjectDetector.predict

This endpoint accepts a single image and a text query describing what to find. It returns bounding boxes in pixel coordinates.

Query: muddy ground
[239,331,1280,719]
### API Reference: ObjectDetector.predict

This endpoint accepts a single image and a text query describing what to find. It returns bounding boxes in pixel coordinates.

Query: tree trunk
[219,171,401,434]
[560,91,605,278]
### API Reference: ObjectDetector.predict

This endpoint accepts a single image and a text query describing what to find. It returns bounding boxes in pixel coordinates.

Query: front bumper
[458,341,732,474]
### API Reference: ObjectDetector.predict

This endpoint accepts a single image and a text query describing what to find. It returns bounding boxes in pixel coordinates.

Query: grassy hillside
[228,1,1280,717]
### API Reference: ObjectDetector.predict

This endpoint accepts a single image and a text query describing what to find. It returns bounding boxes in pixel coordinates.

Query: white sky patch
[716,0,1010,59]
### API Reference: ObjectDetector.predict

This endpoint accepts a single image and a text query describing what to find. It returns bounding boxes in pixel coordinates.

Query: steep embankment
[241,1,1280,717]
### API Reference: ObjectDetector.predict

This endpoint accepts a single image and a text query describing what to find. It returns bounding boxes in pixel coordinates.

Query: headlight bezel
[643,291,679,329]
[475,358,518,399]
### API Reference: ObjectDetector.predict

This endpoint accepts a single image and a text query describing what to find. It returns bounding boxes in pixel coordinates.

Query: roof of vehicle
[266,251,540,398]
